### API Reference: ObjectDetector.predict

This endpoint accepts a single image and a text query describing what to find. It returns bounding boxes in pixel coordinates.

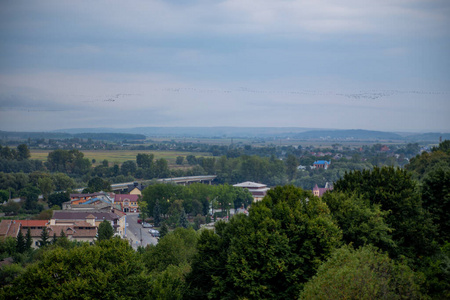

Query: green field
[30,150,211,166]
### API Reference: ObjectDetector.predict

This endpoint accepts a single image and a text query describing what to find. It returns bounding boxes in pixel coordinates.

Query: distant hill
[292,129,403,141]
[403,132,450,142]
[53,127,316,138]
[3,127,448,142]
[0,131,146,141]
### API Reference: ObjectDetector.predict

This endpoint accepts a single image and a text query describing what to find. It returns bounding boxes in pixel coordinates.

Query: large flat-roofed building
[233,181,270,202]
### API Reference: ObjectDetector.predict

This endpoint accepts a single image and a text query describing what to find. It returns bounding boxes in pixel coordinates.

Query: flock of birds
[2,88,446,113]
[151,87,447,100]
[72,87,449,104]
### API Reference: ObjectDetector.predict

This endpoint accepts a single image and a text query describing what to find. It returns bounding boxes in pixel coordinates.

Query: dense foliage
[1,140,450,298]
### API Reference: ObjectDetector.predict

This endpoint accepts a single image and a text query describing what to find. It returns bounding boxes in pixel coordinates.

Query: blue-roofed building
[313,160,331,170]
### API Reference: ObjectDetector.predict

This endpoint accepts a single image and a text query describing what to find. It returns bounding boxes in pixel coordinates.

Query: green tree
[187,185,342,299]
[39,227,50,247]
[16,230,26,254]
[179,210,188,228]
[136,153,154,169]
[323,191,395,251]
[85,177,111,193]
[20,186,41,211]
[25,228,32,251]
[2,238,149,299]
[48,192,70,208]
[51,233,57,244]
[46,149,91,174]
[160,222,168,238]
[432,139,450,154]
[285,154,298,181]
[38,177,55,201]
[142,227,198,272]
[421,167,450,243]
[16,144,30,161]
[0,189,8,202]
[153,201,161,227]
[300,245,424,299]
[97,220,114,241]
[334,166,437,260]
[186,155,197,165]
[121,160,137,176]
[52,173,75,191]
[176,156,184,165]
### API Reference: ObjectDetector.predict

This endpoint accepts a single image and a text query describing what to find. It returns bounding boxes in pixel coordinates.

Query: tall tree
[16,144,30,160]
[85,177,111,193]
[25,228,32,250]
[16,230,26,253]
[97,220,114,241]
[38,177,55,201]
[136,153,154,169]
[48,192,70,208]
[334,166,437,259]
[421,167,450,243]
[187,185,342,299]
[159,222,168,239]
[285,154,298,181]
[153,201,161,227]
[300,245,424,299]
[179,210,188,228]
[323,191,394,251]
[39,227,50,247]
[2,239,149,299]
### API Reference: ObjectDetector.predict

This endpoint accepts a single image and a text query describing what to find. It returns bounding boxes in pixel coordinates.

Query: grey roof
[52,210,121,221]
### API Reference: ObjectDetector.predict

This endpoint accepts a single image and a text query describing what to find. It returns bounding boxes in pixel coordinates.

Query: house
[127,182,146,195]
[64,192,114,210]
[380,145,390,152]
[69,192,115,203]
[50,210,126,237]
[233,181,270,202]
[312,182,333,197]
[114,194,140,213]
[46,222,97,244]
[0,220,22,239]
[312,160,331,170]
[0,219,97,248]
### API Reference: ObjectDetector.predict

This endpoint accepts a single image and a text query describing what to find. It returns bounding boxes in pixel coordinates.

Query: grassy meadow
[30,150,211,166]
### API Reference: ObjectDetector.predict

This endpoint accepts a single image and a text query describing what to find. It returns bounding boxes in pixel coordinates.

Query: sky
[0,0,449,133]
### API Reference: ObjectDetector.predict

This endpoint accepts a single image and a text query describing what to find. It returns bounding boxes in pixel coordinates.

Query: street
[125,213,158,249]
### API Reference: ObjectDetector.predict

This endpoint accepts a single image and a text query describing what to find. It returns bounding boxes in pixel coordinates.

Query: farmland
[30,150,211,166]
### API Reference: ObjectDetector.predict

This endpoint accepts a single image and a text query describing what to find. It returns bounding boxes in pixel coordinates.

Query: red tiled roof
[14,220,48,227]
[0,220,21,238]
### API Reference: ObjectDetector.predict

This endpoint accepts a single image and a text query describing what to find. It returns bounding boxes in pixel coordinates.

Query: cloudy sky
[0,0,449,132]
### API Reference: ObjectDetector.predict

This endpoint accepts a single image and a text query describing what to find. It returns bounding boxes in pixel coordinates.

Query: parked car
[142,222,152,228]
[149,229,160,237]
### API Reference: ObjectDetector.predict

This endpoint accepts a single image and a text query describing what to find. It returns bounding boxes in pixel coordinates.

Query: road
[125,213,158,249]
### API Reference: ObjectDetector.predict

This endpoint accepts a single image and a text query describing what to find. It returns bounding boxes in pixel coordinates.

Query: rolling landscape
[1,1,449,299]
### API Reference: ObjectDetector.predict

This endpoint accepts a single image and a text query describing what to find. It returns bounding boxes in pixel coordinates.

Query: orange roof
[15,220,48,227]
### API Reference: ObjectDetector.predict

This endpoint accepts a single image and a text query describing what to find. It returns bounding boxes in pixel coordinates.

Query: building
[233,181,270,202]
[0,220,22,239]
[63,192,114,210]
[127,182,146,195]
[312,160,331,170]
[51,210,126,237]
[114,194,140,213]
[313,182,333,197]
[0,219,97,248]
[69,192,115,204]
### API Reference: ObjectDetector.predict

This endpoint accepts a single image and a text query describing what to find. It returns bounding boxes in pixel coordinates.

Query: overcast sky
[0,0,449,132]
